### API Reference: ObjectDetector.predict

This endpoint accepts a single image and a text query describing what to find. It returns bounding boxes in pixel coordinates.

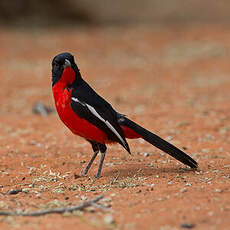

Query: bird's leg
[82,151,98,176]
[82,141,99,176]
[95,144,107,178]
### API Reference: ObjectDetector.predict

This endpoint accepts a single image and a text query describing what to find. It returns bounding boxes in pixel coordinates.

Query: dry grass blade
[0,194,104,216]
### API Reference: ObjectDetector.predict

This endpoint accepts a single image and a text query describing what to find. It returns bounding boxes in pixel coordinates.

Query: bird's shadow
[102,163,197,179]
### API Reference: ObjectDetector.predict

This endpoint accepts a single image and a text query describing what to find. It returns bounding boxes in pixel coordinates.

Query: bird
[51,52,198,178]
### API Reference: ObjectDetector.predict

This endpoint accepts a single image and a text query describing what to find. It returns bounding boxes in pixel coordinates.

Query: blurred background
[0,0,230,26]
[1,0,230,137]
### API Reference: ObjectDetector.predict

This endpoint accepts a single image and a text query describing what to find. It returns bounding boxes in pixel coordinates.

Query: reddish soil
[0,25,230,230]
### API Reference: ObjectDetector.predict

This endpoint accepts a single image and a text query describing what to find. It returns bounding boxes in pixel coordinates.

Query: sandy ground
[0,24,229,230]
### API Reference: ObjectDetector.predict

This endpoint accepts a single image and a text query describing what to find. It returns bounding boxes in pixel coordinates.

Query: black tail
[119,117,198,169]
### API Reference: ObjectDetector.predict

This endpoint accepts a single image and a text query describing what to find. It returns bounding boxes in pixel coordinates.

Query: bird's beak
[64,59,71,69]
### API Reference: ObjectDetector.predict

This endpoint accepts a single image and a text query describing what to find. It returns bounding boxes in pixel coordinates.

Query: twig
[92,202,109,212]
[110,172,120,186]
[0,194,104,216]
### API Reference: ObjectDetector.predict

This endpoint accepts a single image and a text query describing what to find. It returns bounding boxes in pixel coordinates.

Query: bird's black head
[52,52,82,87]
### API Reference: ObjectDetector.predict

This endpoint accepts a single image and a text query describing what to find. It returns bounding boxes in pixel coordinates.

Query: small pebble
[208,211,214,216]
[104,214,115,224]
[181,223,195,229]
[185,183,192,187]
[32,102,54,117]
[214,188,222,193]
[180,188,188,193]
[8,189,22,195]
[36,192,41,198]
[80,195,87,201]
[138,139,145,144]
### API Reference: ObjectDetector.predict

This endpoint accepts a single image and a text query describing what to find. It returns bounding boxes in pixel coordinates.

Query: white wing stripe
[72,97,85,106]
[86,104,127,147]
[71,97,126,147]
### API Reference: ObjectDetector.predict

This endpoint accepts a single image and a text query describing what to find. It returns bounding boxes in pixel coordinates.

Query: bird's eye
[53,62,59,68]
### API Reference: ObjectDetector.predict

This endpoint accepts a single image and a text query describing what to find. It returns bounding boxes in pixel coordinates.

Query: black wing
[70,81,130,153]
